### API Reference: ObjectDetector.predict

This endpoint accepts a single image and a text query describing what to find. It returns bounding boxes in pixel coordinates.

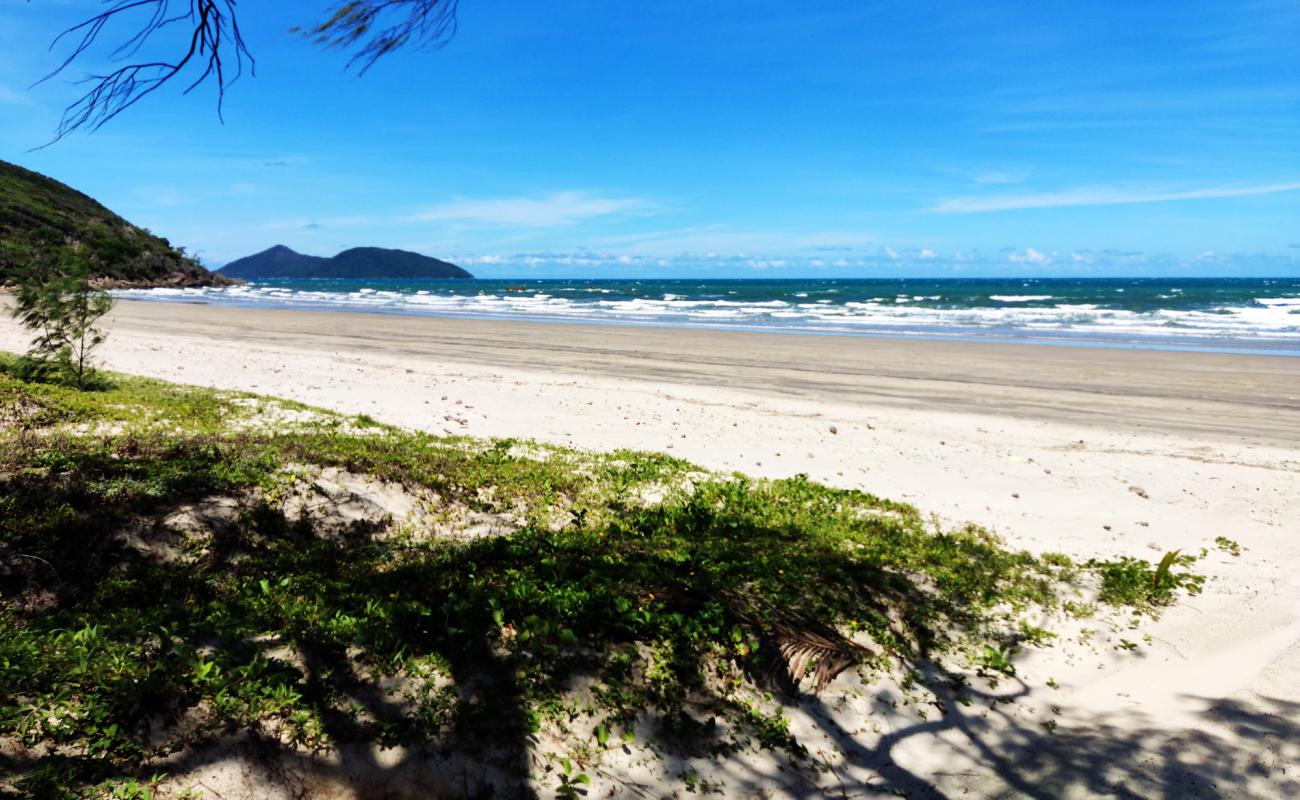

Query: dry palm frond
[772,622,871,694]
[729,590,873,695]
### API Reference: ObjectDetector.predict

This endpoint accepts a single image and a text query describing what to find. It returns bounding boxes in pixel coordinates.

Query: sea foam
[113,281,1300,354]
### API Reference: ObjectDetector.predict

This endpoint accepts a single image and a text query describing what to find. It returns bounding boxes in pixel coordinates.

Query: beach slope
[3,299,1298,796]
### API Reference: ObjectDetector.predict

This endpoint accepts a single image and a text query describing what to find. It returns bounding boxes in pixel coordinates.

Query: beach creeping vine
[1084,549,1204,611]
[0,359,1206,797]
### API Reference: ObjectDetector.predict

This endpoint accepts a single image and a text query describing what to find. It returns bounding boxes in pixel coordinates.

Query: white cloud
[919,248,938,259]
[405,191,650,227]
[345,246,1300,278]
[932,181,1300,214]
[1008,248,1050,264]
[588,225,877,256]
[255,191,651,234]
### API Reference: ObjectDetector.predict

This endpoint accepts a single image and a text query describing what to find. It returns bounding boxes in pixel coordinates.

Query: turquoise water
[119,277,1300,355]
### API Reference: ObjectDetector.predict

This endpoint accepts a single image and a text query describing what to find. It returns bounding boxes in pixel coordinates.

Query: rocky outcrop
[90,265,244,290]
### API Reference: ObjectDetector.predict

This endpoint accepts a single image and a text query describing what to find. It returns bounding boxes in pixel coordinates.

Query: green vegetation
[1085,550,1204,612]
[1214,536,1242,557]
[0,360,1205,797]
[0,160,224,286]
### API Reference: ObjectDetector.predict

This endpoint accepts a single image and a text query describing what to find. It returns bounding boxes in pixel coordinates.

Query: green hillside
[0,159,229,286]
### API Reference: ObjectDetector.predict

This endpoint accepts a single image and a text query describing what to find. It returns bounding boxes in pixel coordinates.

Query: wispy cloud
[994,86,1300,118]
[589,225,877,256]
[404,191,651,227]
[256,191,652,233]
[260,215,376,231]
[0,84,31,106]
[413,246,1300,279]
[971,169,1029,185]
[932,181,1300,214]
[976,83,1300,135]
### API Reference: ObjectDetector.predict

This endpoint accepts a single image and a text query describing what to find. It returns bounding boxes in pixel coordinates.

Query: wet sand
[60,299,1300,442]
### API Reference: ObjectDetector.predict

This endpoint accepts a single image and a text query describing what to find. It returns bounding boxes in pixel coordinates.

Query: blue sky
[2,0,1298,277]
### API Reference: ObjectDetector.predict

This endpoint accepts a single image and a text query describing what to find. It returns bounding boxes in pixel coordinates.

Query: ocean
[117,277,1300,355]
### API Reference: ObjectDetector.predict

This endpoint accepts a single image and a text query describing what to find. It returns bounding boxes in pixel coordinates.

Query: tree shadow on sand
[2,429,1288,799]
[777,661,1299,799]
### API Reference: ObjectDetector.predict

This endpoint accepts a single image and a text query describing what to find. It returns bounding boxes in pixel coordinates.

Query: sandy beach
[4,298,1299,796]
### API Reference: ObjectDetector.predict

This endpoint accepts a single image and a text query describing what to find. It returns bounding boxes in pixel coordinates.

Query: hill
[218,244,328,277]
[0,159,234,288]
[220,245,474,280]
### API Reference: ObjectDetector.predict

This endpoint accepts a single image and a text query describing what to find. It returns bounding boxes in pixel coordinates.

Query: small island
[219,245,474,280]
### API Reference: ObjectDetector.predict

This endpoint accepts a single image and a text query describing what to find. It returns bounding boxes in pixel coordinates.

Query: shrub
[8,248,113,390]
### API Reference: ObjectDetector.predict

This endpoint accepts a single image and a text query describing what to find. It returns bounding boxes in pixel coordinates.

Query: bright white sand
[4,299,1299,797]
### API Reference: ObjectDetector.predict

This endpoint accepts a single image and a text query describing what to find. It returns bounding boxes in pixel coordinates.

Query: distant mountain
[220,245,328,277]
[0,159,234,287]
[220,245,473,280]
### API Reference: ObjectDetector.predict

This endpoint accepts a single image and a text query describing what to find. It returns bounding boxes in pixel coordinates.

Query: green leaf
[1153,549,1180,589]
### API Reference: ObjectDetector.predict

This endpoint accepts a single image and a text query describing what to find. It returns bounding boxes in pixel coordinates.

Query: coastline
[90,297,1300,443]
[110,276,1300,358]
[3,298,1299,796]
[115,292,1300,358]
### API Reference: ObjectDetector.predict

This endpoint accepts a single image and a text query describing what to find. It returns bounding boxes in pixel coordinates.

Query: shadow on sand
[2,439,1295,799]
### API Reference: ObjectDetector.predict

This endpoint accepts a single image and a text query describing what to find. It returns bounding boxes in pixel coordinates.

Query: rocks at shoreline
[1,266,239,292]
[90,267,244,290]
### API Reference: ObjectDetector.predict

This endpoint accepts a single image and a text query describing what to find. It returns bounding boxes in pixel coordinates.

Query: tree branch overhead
[37,0,460,142]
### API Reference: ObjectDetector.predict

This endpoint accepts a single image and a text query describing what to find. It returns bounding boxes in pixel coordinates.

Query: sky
[1,0,1298,277]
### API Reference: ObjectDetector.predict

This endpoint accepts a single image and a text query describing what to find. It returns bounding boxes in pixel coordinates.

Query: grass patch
[0,358,1206,797]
